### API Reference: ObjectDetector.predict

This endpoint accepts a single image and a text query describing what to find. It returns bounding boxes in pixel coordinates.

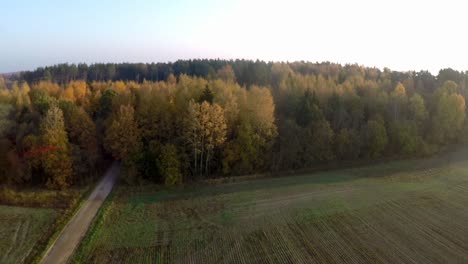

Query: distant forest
[1,60,467,189]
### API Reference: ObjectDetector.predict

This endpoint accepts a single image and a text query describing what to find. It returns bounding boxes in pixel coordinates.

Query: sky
[1,0,468,73]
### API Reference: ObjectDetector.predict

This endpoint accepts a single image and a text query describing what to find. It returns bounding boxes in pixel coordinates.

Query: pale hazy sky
[1,0,467,73]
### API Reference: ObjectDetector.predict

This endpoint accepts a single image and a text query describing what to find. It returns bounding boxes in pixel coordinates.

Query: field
[0,187,89,264]
[0,206,57,263]
[74,149,468,263]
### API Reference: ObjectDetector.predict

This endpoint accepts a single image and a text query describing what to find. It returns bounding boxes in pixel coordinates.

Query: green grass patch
[0,206,57,264]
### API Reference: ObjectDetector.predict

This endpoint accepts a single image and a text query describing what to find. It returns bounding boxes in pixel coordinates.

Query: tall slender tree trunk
[193,130,197,176]
[200,136,205,177]
[205,150,210,177]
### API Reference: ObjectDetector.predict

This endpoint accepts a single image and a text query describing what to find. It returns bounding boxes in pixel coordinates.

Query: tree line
[1,61,467,189]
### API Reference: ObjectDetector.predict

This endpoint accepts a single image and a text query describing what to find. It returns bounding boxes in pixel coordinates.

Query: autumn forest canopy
[1,60,468,189]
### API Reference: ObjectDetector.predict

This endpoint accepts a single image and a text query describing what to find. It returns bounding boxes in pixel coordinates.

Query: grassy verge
[202,144,461,186]
[71,191,115,263]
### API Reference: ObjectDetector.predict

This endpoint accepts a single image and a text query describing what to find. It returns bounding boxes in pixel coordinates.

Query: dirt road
[41,163,119,264]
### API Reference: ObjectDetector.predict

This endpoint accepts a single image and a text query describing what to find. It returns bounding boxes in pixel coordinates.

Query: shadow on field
[124,147,468,205]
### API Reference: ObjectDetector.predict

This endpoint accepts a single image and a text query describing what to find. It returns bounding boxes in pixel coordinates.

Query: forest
[1,60,467,189]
